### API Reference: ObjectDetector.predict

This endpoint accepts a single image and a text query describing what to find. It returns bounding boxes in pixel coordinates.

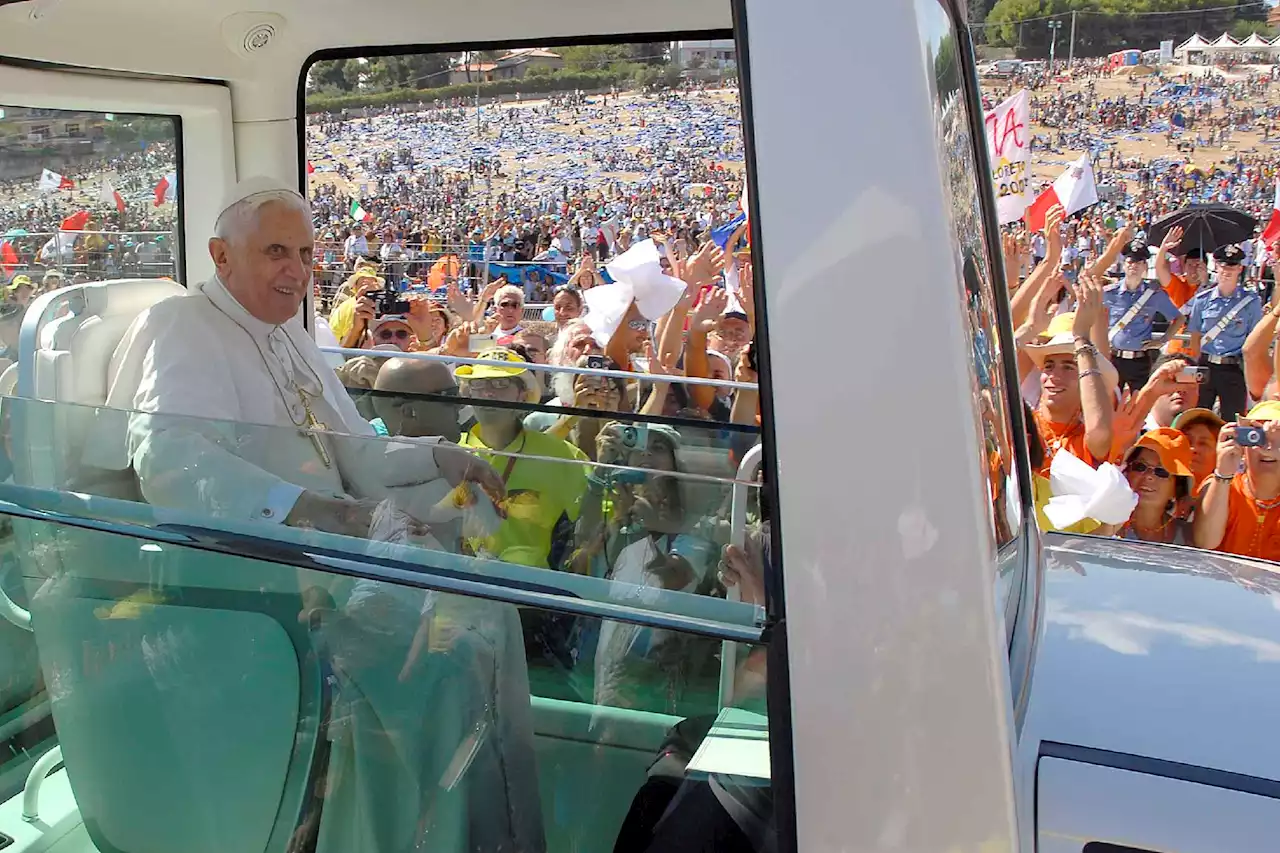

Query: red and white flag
[1025,154,1099,232]
[99,178,125,214]
[153,171,177,207]
[1261,178,1280,249]
[59,210,90,232]
[39,168,73,193]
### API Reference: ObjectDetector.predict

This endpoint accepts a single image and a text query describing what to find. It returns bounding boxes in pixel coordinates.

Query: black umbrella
[1145,204,1257,255]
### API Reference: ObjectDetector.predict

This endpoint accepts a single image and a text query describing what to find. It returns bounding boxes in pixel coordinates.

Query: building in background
[670,39,737,71]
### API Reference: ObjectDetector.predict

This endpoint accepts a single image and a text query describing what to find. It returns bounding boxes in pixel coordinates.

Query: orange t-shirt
[1033,409,1097,478]
[1204,474,1280,562]
[1164,273,1197,356]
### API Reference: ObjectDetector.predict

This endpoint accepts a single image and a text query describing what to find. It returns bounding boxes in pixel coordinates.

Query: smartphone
[584,354,609,371]
[468,334,496,352]
[745,339,759,373]
[1237,424,1268,448]
[1180,366,1210,385]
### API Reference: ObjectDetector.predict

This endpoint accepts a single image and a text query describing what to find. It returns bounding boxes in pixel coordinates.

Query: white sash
[1108,286,1156,347]
[1203,296,1251,346]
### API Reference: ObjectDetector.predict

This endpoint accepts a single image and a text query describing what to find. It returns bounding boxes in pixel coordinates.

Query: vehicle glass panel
[0,106,179,793]
[916,2,1024,564]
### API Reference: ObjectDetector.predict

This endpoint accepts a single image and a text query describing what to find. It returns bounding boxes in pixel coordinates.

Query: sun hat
[1128,427,1194,479]
[1245,400,1280,422]
[1022,312,1121,392]
[1172,407,1225,433]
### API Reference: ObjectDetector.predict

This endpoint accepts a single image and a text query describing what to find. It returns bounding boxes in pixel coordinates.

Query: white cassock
[85,274,546,853]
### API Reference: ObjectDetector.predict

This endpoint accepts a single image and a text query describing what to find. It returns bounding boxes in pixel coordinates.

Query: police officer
[1103,239,1183,391]
[1185,244,1262,422]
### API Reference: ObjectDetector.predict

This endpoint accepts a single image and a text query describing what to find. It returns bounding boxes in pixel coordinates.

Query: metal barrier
[321,346,759,391]
[1,230,178,282]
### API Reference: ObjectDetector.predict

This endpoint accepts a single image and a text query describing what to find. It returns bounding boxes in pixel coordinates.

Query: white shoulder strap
[1108,286,1156,346]
[1202,295,1253,346]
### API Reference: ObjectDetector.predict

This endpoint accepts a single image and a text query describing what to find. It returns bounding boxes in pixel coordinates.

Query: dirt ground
[983,63,1280,185]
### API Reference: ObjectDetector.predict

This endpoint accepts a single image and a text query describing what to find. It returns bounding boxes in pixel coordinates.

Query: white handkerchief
[604,239,687,319]
[583,282,633,347]
[1044,450,1138,528]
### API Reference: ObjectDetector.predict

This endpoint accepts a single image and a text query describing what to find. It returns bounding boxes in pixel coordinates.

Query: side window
[0,106,180,791]
[0,28,779,853]
[0,107,181,298]
[916,2,1024,559]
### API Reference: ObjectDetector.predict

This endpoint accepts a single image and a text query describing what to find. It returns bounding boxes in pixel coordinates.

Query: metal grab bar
[0,583,31,631]
[321,346,761,391]
[22,745,62,822]
[719,442,764,707]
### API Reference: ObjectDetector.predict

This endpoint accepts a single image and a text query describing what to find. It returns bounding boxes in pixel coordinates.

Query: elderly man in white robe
[94,176,545,853]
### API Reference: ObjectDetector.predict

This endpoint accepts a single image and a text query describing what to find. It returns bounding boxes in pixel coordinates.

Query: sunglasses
[626,319,649,332]
[468,377,518,392]
[1128,461,1171,479]
[375,328,411,340]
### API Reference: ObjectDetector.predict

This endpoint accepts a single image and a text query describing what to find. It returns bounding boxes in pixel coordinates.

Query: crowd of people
[13,47,1280,853]
[982,59,1280,563]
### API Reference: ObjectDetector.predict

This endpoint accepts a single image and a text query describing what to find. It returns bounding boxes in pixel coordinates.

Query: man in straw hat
[1022,272,1116,476]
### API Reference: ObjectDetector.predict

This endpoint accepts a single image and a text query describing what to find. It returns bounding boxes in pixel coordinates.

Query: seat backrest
[17,279,184,490]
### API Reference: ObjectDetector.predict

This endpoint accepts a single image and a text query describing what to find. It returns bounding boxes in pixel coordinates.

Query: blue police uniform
[1185,285,1262,357]
[1107,239,1180,390]
[1185,281,1262,421]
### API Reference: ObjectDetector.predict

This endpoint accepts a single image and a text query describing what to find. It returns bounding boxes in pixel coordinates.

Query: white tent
[1174,33,1211,58]
[1241,32,1272,49]
[1209,32,1240,50]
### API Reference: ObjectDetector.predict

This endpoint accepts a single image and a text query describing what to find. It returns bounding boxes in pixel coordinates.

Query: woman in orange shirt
[1194,401,1280,562]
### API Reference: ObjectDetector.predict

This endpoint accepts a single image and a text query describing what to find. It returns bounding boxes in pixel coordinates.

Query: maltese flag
[1261,178,1280,249]
[39,168,73,193]
[1025,154,1098,232]
[153,171,177,207]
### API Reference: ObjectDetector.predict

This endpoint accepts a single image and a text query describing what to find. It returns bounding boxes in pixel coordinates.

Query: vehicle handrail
[0,483,764,642]
[21,745,62,822]
[719,442,764,707]
[0,581,31,630]
[320,346,760,391]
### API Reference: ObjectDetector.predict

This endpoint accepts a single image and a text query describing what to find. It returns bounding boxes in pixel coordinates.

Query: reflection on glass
[917,0,1022,552]
[5,507,772,852]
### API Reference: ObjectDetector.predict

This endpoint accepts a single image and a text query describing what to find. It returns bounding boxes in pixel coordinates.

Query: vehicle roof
[0,0,732,119]
[1025,535,1280,784]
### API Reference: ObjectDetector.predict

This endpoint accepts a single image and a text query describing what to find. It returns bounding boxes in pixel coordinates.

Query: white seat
[14,279,184,491]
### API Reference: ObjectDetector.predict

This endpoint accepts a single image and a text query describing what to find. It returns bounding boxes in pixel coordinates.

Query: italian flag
[1025,154,1098,232]
[350,200,371,222]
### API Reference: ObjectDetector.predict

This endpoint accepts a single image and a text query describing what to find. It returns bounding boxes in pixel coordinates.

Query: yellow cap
[1246,400,1280,422]
[454,347,530,380]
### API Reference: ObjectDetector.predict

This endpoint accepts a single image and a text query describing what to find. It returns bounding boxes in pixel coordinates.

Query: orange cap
[1131,427,1194,478]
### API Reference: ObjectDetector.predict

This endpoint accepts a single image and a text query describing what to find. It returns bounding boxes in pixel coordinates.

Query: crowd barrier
[1,230,178,282]
[320,346,760,391]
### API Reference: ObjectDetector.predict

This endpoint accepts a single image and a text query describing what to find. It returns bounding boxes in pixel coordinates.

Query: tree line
[981,0,1272,54]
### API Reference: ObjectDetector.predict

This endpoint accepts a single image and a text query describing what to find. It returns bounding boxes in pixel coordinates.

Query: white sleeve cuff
[256,482,305,524]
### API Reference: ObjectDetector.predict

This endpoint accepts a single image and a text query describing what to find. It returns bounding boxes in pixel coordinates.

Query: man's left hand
[433,443,507,501]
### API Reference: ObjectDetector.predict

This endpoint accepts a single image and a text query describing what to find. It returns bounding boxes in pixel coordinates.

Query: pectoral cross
[298,391,333,469]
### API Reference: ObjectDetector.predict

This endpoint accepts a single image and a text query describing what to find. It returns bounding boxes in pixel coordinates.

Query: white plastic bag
[1043,450,1138,529]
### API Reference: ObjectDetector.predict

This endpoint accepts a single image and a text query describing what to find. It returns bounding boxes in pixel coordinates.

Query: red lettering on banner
[987,107,1025,159]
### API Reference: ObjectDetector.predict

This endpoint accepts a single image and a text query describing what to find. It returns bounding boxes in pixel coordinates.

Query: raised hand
[691,286,730,334]
[1160,225,1184,255]
[683,240,726,288]
[1071,272,1103,340]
